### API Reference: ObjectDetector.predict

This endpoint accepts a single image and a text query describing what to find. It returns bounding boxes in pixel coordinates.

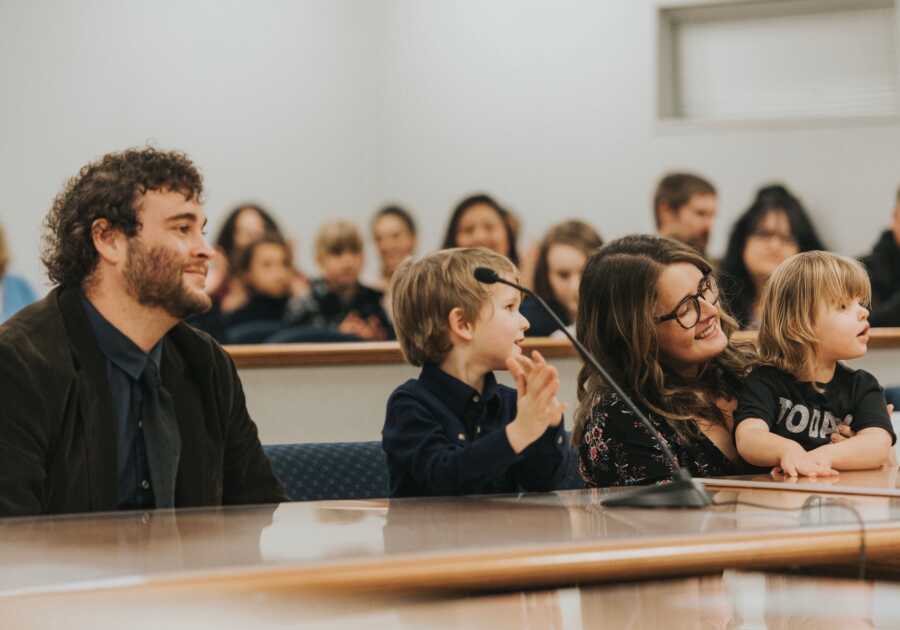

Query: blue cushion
[264,442,389,501]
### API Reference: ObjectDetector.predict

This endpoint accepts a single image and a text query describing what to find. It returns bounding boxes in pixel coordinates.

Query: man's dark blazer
[0,286,286,516]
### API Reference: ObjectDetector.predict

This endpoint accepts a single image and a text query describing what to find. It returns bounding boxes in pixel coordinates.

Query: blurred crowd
[3,174,900,343]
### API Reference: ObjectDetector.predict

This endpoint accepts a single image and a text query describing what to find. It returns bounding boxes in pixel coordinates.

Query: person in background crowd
[208,203,284,313]
[653,173,718,258]
[222,236,293,337]
[372,205,417,289]
[0,224,36,323]
[371,205,417,320]
[522,220,603,337]
[0,147,284,516]
[861,185,900,327]
[192,203,307,341]
[442,194,520,266]
[720,184,826,329]
[284,220,393,341]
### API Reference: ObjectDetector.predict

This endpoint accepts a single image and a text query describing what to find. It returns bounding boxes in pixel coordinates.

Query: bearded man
[0,148,285,516]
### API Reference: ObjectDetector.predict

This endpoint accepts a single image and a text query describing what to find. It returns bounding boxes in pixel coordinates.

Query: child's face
[470,280,529,369]
[455,205,510,257]
[318,248,363,291]
[813,298,871,362]
[246,243,290,298]
[546,243,587,319]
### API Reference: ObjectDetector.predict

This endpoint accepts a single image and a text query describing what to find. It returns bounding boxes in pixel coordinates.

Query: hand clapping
[504,351,566,454]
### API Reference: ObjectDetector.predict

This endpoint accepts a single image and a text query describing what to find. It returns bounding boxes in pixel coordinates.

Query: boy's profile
[382,247,570,497]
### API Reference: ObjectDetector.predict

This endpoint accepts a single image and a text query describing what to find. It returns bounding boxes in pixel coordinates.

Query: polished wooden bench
[226,330,900,444]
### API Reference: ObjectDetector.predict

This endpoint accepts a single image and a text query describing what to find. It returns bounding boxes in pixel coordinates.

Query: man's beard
[122,239,211,319]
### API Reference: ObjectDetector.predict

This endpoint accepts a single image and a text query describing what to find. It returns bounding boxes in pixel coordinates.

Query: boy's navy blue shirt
[382,362,570,497]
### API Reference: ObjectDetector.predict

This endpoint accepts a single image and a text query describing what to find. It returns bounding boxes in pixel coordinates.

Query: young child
[383,247,571,497]
[223,236,293,331]
[284,220,393,340]
[735,251,896,477]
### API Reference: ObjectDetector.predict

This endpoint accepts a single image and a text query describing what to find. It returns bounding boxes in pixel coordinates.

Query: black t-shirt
[735,364,896,450]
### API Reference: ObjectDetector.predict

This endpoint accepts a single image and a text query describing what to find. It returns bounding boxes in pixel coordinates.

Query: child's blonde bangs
[815,254,872,310]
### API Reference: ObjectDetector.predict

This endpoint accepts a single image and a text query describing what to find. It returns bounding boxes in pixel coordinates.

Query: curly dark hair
[41,147,203,288]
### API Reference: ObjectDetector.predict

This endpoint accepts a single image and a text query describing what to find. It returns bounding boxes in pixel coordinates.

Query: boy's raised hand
[505,351,566,454]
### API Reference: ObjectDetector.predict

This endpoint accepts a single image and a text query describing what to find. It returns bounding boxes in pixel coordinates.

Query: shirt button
[457,433,466,441]
[476,426,482,434]
[141,479,150,490]
[472,395,480,403]
[557,436,563,445]
[138,421,143,430]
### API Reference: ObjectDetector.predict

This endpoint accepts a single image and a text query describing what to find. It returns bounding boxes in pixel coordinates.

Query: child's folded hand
[775,447,839,478]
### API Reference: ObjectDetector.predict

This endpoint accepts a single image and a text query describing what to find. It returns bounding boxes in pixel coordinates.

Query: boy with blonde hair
[383,247,570,497]
[284,220,392,340]
[735,251,895,477]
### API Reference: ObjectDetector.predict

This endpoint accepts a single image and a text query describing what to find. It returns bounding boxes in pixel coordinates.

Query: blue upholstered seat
[263,442,389,501]
[263,440,583,501]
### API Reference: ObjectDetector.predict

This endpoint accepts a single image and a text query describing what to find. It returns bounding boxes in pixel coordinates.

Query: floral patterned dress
[578,391,740,487]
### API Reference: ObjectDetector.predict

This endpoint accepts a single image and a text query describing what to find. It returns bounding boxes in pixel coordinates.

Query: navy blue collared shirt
[382,363,569,497]
[81,295,160,509]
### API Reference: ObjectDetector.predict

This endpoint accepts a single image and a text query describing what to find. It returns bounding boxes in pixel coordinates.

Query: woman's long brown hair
[572,235,755,446]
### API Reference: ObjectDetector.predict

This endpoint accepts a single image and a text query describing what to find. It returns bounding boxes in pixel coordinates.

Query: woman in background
[0,224,36,323]
[522,220,602,337]
[371,205,417,320]
[719,185,825,329]
[442,193,520,265]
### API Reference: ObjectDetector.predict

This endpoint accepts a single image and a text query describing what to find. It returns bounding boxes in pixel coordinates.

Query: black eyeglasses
[655,275,720,329]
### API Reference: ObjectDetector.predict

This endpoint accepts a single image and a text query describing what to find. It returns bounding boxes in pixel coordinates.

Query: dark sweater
[862,230,900,327]
[0,286,285,516]
[382,363,569,497]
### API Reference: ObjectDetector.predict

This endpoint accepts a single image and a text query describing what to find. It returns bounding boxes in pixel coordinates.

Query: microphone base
[601,478,713,509]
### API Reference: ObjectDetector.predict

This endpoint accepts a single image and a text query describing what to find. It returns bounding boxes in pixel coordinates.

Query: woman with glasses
[720,184,826,329]
[573,235,757,487]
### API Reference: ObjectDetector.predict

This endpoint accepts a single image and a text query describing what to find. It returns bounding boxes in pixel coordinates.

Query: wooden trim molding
[23,522,900,596]
[226,328,900,369]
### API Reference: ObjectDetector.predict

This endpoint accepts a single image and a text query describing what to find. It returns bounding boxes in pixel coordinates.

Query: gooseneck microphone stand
[474,267,712,508]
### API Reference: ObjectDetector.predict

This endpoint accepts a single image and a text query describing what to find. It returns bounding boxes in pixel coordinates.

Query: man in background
[653,172,719,257]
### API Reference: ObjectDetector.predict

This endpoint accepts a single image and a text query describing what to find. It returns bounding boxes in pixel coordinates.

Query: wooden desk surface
[4,570,899,629]
[2,486,899,596]
[224,328,900,368]
[700,466,900,497]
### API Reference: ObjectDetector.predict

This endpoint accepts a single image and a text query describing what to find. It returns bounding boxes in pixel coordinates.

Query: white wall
[0,0,385,291]
[2,0,899,293]
[241,347,900,444]
[379,0,900,265]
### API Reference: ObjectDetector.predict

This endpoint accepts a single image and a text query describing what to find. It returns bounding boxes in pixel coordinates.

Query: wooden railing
[225,328,900,368]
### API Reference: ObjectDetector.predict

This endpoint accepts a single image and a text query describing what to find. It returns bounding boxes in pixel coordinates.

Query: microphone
[474,266,712,508]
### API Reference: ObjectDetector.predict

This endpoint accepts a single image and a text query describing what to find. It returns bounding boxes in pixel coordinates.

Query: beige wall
[242,348,900,445]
